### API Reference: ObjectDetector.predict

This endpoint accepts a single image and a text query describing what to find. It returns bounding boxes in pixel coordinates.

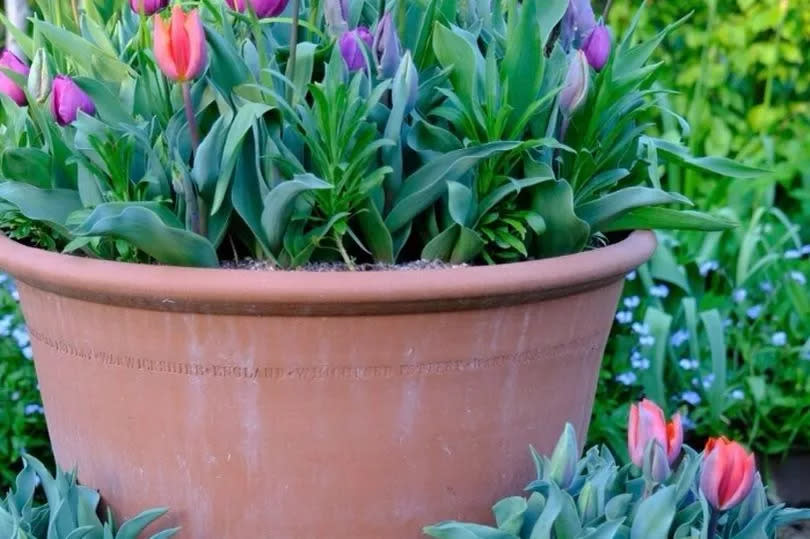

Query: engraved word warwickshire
[28,325,602,382]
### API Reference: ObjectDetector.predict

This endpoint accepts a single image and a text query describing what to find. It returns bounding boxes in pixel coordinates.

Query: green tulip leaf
[1,148,52,188]
[493,497,527,535]
[598,207,739,232]
[423,521,516,539]
[261,173,332,253]
[74,204,219,267]
[576,187,693,230]
[0,182,82,236]
[630,485,678,539]
[530,180,590,257]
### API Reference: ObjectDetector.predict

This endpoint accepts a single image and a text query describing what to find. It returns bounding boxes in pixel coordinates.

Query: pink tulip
[225,0,289,18]
[129,0,169,15]
[627,399,683,467]
[153,6,208,82]
[0,50,30,106]
[50,76,96,125]
[700,437,756,512]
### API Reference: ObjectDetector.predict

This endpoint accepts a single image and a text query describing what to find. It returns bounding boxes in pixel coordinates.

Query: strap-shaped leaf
[74,204,219,267]
[530,180,590,257]
[432,23,480,112]
[261,174,332,253]
[493,497,527,535]
[501,0,544,135]
[0,182,83,235]
[115,508,169,539]
[643,138,766,179]
[447,181,475,227]
[577,187,692,230]
[598,207,738,232]
[630,485,677,539]
[423,521,516,538]
[385,141,521,233]
[354,199,394,264]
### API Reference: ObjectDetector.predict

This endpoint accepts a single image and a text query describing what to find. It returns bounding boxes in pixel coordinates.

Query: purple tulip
[50,76,96,126]
[373,12,402,79]
[129,0,169,15]
[0,50,30,106]
[225,0,289,18]
[560,0,597,50]
[325,0,353,35]
[560,50,589,116]
[583,25,611,71]
[339,27,373,71]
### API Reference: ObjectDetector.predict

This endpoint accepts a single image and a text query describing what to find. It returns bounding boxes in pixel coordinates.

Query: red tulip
[153,6,207,82]
[628,399,683,467]
[700,437,756,511]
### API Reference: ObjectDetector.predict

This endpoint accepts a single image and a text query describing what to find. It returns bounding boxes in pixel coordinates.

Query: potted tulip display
[426,399,810,538]
[0,0,758,536]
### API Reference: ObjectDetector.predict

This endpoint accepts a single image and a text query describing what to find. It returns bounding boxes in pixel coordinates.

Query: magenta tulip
[0,50,30,106]
[50,76,96,125]
[129,0,169,15]
[339,27,373,71]
[583,25,611,71]
[225,0,289,17]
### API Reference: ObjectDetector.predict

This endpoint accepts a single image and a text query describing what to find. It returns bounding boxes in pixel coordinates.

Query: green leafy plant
[0,0,759,268]
[1,454,178,538]
[425,406,810,539]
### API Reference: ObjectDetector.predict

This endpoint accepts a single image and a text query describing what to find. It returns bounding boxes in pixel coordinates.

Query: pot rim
[0,231,656,315]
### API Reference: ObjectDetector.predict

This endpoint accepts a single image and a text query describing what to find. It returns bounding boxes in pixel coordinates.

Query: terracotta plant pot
[0,230,655,538]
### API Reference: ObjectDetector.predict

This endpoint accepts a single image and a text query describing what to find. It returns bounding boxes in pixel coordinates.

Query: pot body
[0,231,655,538]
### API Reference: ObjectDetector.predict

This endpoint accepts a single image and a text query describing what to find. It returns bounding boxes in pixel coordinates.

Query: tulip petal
[184,9,207,80]
[170,5,191,79]
[628,403,641,466]
[700,441,725,510]
[666,413,683,464]
[153,14,179,81]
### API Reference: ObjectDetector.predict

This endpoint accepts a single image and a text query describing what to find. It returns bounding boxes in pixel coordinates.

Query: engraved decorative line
[28,325,602,382]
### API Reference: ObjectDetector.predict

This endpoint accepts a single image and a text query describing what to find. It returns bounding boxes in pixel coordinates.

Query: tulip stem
[70,0,79,23]
[182,82,200,151]
[707,510,720,537]
[287,0,301,102]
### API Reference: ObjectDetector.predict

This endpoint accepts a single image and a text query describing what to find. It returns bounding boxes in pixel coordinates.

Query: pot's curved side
[0,231,655,315]
[6,233,656,538]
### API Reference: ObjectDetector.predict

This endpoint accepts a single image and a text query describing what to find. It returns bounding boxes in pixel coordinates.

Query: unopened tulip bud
[130,0,169,15]
[560,0,596,50]
[642,440,671,483]
[373,12,402,79]
[51,75,96,125]
[339,27,372,72]
[225,0,290,18]
[583,24,611,71]
[27,49,52,104]
[325,0,349,36]
[549,423,578,489]
[559,50,589,116]
[404,52,419,112]
[627,399,683,469]
[0,49,30,106]
[700,437,756,512]
[153,6,208,82]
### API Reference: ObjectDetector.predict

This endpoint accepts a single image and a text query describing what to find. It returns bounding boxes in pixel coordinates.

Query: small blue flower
[631,355,650,370]
[702,374,715,389]
[681,391,701,405]
[649,284,670,298]
[615,311,633,324]
[0,315,13,336]
[681,415,696,430]
[639,335,655,347]
[10,287,19,301]
[626,270,637,281]
[785,249,801,260]
[24,404,44,416]
[679,358,699,370]
[11,391,20,401]
[732,289,747,303]
[731,389,745,400]
[670,329,689,347]
[802,245,810,256]
[615,371,638,386]
[623,296,641,309]
[789,271,806,285]
[699,260,719,276]
[759,281,773,293]
[632,322,650,335]
[746,305,763,319]
[22,346,32,360]
[12,327,30,348]
[0,274,7,284]
[771,332,787,347]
